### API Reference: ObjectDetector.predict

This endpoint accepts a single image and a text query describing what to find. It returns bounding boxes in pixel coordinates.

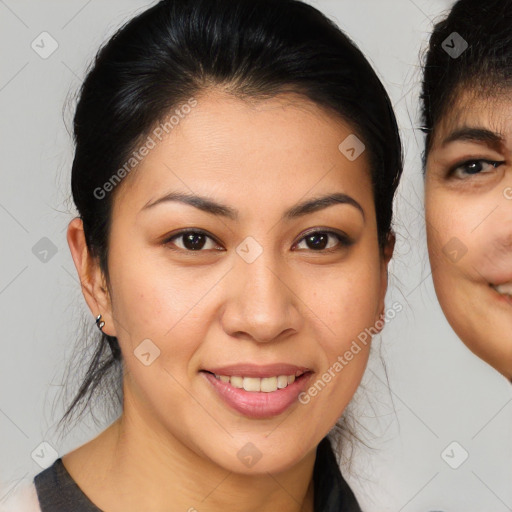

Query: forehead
[433,90,512,145]
[113,89,372,209]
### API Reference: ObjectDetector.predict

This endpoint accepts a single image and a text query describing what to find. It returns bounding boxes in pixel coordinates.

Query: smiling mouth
[200,368,313,419]
[202,370,307,392]
[491,282,512,298]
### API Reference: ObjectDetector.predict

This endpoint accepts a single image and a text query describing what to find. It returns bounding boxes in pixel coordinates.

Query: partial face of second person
[425,91,512,379]
[76,88,392,475]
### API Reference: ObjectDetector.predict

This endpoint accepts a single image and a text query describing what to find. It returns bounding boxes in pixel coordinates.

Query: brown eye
[294,230,352,252]
[164,230,222,252]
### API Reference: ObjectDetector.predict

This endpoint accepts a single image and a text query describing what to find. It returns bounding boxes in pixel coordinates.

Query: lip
[203,363,311,378]
[490,283,512,306]
[201,369,313,419]
[490,277,512,288]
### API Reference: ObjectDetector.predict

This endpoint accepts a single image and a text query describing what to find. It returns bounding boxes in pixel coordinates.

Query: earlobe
[374,311,387,334]
[380,231,395,288]
[376,230,396,328]
[383,230,396,265]
[66,217,116,336]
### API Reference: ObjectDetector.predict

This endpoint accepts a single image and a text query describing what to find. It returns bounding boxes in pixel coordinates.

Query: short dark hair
[57,0,403,439]
[420,0,512,164]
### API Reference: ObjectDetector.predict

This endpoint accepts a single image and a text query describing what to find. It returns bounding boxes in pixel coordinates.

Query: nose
[220,247,302,343]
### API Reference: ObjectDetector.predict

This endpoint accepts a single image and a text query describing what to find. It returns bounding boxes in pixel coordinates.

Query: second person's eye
[449,159,505,178]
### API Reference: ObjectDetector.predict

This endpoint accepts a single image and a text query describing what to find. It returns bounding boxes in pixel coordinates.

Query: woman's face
[425,92,512,379]
[92,90,391,473]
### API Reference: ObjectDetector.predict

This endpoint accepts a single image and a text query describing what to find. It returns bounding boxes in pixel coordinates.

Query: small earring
[95,314,105,332]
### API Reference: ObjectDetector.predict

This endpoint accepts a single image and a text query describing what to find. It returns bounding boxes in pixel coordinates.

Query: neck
[77,393,317,512]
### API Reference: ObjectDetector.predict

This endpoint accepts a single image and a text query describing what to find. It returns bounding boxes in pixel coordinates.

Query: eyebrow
[140,191,365,221]
[441,127,504,149]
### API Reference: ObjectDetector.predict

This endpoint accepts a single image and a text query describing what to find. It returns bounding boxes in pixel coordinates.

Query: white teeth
[212,373,303,392]
[230,376,244,389]
[260,377,277,392]
[243,377,261,392]
[493,282,512,296]
[277,375,288,389]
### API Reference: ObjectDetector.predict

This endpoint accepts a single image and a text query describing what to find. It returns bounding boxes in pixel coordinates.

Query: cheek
[426,190,473,272]
[109,256,217,418]
[297,267,379,415]
[307,257,382,356]
[328,274,379,332]
[426,190,503,278]
[107,246,215,368]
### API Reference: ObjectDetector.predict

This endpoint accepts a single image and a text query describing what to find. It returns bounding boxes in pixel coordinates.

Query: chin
[205,440,313,476]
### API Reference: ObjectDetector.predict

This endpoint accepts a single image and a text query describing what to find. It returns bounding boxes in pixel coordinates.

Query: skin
[425,91,512,380]
[65,88,393,512]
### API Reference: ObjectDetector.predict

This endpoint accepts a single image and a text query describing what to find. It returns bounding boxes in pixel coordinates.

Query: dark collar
[34,458,102,512]
[314,436,362,512]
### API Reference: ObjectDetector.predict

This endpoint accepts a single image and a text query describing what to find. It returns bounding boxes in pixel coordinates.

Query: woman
[421,0,512,381]
[1,0,402,510]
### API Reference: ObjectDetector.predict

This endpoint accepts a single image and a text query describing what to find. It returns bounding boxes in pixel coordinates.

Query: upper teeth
[213,374,299,392]
[493,282,512,296]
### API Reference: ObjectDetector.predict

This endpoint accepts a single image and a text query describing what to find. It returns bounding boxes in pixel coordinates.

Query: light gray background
[1,1,511,511]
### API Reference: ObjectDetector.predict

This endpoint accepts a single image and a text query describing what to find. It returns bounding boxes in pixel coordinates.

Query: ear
[66,217,117,337]
[375,230,395,332]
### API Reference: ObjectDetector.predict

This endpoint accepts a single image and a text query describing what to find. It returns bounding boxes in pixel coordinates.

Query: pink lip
[490,285,512,306]
[203,363,311,378]
[201,370,313,419]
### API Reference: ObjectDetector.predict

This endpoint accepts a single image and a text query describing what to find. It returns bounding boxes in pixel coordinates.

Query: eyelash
[163,228,353,254]
[447,158,505,178]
